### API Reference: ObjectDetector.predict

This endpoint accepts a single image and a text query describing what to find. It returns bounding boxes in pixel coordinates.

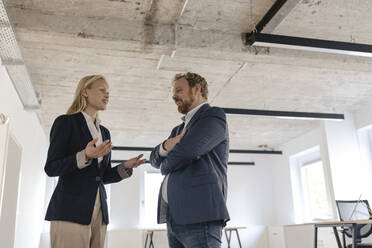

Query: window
[290,146,334,222]
[300,160,331,220]
[142,171,165,228]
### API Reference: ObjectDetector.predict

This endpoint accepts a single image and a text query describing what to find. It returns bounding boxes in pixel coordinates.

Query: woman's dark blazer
[44,112,130,225]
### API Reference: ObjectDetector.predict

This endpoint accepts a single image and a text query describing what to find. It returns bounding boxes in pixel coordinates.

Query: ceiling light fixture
[223,108,344,121]
[243,33,372,58]
[111,160,255,166]
[112,146,283,154]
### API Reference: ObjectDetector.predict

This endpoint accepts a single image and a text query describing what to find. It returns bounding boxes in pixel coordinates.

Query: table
[313,219,372,248]
[224,226,246,248]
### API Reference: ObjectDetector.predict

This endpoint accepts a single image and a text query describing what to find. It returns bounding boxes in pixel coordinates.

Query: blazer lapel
[185,103,210,130]
[99,125,109,169]
[100,125,107,141]
[176,122,185,135]
[77,112,93,143]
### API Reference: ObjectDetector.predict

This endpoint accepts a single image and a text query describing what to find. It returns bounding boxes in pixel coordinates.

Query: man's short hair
[173,72,208,100]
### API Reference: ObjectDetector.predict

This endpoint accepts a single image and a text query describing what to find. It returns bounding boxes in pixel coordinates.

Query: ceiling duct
[0,0,40,110]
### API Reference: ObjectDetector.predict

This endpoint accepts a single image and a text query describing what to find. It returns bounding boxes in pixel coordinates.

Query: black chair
[336,200,372,248]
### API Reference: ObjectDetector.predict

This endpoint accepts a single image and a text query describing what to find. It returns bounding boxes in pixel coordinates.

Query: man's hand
[85,138,112,159]
[123,154,146,168]
[164,128,187,152]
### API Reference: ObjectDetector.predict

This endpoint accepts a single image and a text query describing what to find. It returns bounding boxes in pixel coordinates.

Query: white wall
[275,127,327,225]
[354,104,372,202]
[323,113,370,201]
[354,104,372,130]
[226,155,277,248]
[0,64,48,248]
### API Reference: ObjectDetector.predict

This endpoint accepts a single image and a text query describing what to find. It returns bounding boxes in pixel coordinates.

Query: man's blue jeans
[166,218,223,248]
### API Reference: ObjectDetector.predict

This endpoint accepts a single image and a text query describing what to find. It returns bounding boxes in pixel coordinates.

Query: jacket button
[95,176,101,182]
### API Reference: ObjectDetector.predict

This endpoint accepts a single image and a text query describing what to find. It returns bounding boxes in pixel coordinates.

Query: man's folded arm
[150,126,178,169]
[161,110,226,175]
[150,144,164,169]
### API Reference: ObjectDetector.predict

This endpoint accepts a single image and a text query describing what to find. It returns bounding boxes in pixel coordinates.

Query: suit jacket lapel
[100,125,107,141]
[176,122,185,135]
[185,103,210,130]
[77,112,93,143]
[99,125,109,170]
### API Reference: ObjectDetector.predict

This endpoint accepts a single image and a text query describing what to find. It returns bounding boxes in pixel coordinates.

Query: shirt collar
[182,102,207,125]
[82,111,101,128]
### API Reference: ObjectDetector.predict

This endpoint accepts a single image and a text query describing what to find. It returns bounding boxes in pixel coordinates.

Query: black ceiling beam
[243,33,372,58]
[248,0,301,34]
[222,107,344,121]
[111,160,255,166]
[254,0,288,33]
[242,0,372,57]
[113,146,282,155]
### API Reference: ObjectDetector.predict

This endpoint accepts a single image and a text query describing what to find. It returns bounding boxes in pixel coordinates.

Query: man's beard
[176,93,195,114]
[177,100,192,114]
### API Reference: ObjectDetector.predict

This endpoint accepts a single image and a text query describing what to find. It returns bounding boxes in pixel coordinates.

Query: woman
[44,75,145,248]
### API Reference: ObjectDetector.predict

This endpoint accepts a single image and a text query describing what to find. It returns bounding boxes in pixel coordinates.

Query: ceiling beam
[261,0,301,33]
[6,7,243,53]
[254,0,301,34]
[222,107,344,121]
[243,0,372,57]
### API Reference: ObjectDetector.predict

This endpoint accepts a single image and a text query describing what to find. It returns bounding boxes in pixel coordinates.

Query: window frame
[141,170,166,229]
[290,146,334,223]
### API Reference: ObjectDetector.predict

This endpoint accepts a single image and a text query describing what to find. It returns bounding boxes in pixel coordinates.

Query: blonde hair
[66,75,106,115]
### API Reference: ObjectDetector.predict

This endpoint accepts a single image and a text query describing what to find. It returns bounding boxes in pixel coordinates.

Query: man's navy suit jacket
[150,104,230,225]
[44,112,127,225]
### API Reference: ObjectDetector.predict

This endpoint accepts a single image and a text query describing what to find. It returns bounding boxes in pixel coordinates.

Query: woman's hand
[123,154,146,168]
[85,138,112,159]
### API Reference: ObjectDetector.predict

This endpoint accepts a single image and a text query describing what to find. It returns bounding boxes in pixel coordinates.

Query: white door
[0,114,10,219]
[0,133,22,248]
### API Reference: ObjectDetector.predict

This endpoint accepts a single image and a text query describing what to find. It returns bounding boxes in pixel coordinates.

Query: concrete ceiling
[4,0,372,151]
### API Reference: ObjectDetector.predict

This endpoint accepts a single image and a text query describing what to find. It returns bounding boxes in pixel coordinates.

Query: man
[150,72,230,248]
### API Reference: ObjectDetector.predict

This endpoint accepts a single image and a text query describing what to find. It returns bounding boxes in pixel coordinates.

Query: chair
[336,200,372,248]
